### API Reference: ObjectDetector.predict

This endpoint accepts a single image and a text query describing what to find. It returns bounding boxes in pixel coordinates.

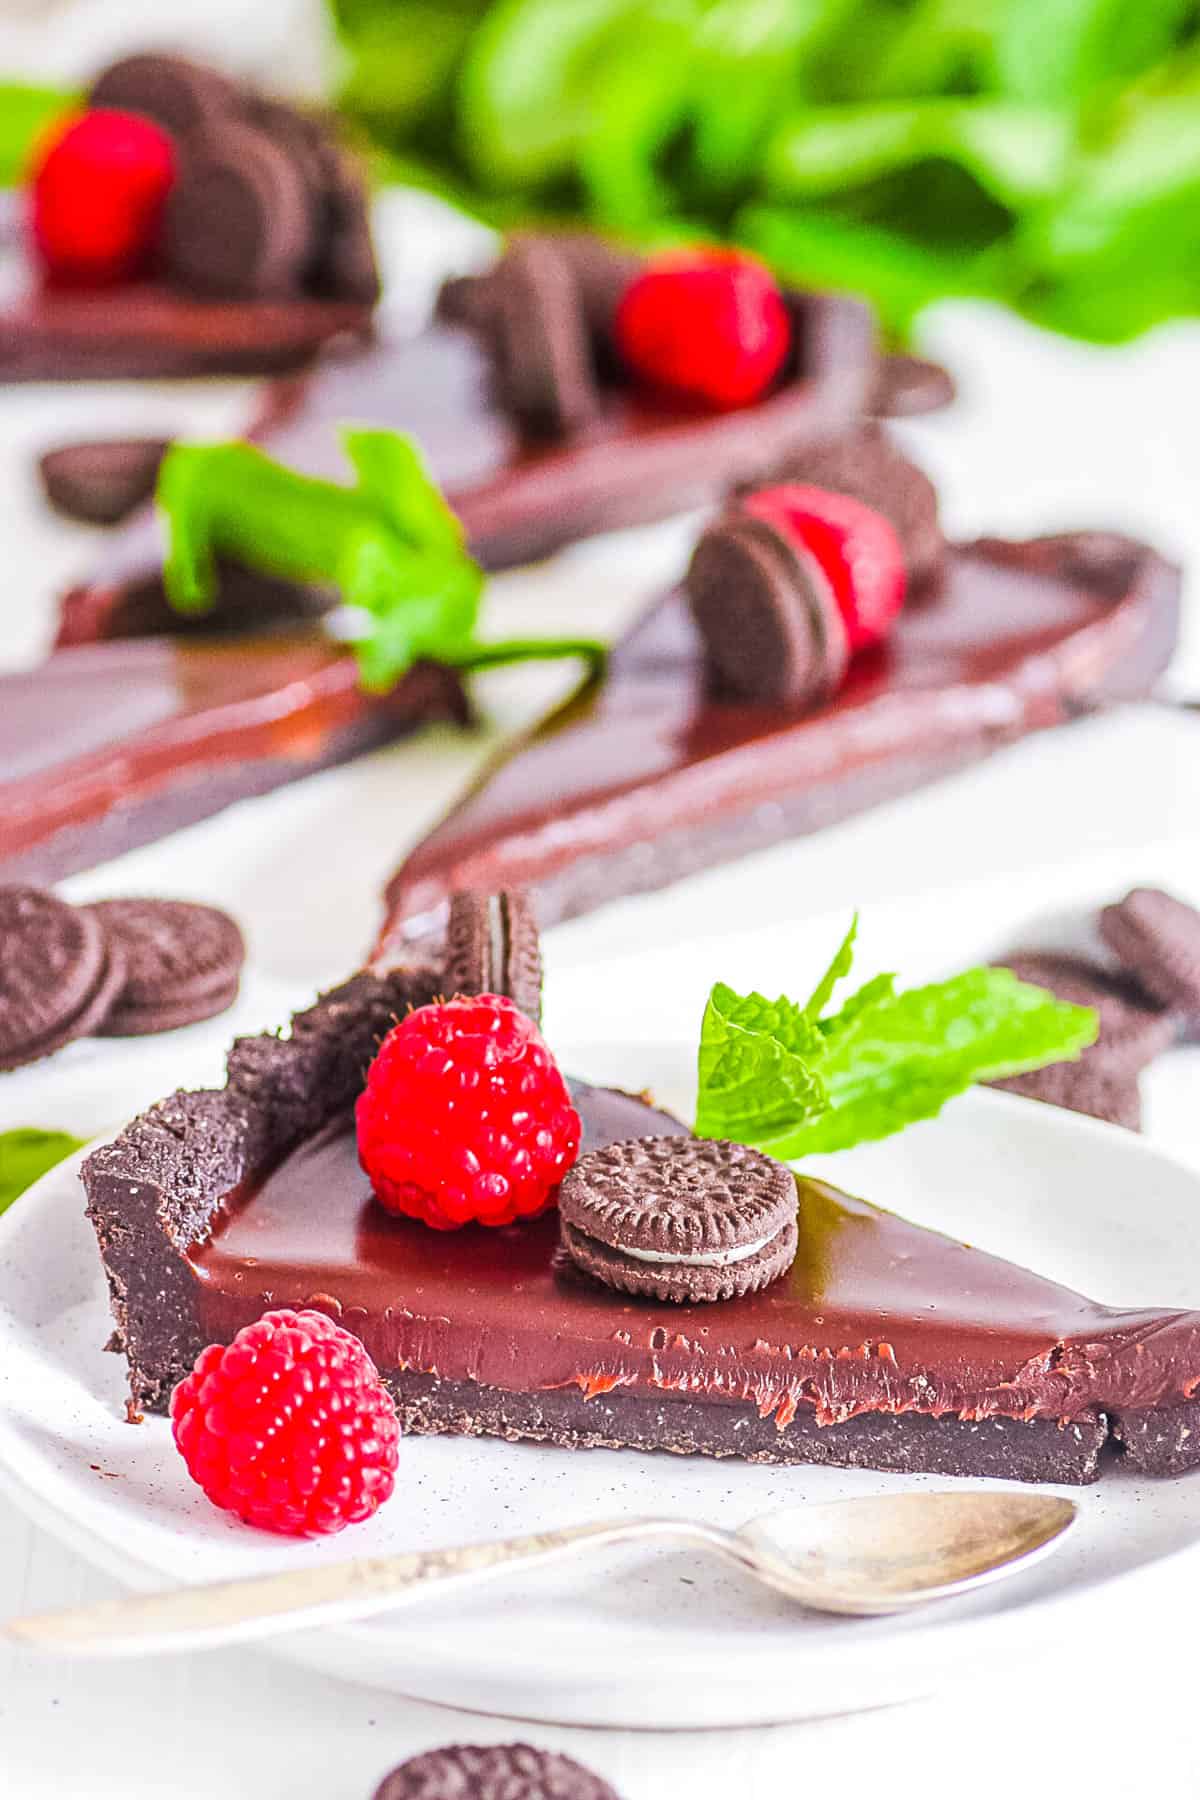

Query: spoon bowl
[736,1490,1078,1615]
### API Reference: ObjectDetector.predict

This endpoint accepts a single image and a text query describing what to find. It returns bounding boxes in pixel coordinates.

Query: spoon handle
[3,1516,728,1658]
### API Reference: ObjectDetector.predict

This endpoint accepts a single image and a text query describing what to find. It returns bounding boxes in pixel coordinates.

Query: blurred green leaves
[329,0,1200,341]
[0,82,73,186]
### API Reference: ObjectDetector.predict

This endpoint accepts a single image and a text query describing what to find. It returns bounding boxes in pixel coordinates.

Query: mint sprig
[695,919,1098,1158]
[157,428,606,694]
[0,1128,86,1217]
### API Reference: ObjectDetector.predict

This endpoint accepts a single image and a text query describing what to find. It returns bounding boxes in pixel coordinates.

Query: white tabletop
[3,193,1200,1797]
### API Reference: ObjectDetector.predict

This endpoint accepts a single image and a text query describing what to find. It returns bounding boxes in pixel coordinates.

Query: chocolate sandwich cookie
[1099,887,1200,1017]
[88,52,243,137]
[39,439,169,526]
[994,1061,1143,1132]
[373,1744,621,1800]
[0,886,124,1069]
[85,898,245,1036]
[686,510,849,705]
[559,1135,797,1304]
[996,951,1176,1074]
[443,890,542,1022]
[164,121,314,299]
[754,426,944,591]
[311,142,380,305]
[491,237,600,438]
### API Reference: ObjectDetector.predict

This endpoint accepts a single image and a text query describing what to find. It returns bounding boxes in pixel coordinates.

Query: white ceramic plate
[3,1040,1200,1728]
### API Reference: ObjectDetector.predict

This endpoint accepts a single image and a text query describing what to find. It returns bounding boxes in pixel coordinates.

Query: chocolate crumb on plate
[373,1743,622,1800]
[1099,887,1200,1017]
[39,439,170,526]
[560,1134,798,1304]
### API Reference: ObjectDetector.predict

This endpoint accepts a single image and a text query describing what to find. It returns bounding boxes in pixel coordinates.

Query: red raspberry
[170,1309,399,1537]
[356,994,581,1231]
[30,109,176,286]
[744,483,907,653]
[615,248,791,410]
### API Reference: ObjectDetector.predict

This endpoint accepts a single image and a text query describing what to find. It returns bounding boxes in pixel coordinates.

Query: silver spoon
[3,1490,1075,1657]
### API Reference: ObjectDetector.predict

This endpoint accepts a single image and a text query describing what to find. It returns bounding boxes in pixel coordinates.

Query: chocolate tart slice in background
[55,290,880,644]
[81,971,1200,1482]
[375,533,1180,949]
[0,638,466,886]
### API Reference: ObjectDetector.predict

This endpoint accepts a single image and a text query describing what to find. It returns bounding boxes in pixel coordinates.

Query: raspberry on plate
[30,108,177,285]
[171,1309,399,1537]
[614,248,791,410]
[356,993,582,1230]
[744,482,907,654]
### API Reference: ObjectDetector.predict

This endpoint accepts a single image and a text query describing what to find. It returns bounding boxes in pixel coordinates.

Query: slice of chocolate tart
[82,962,1200,1483]
[0,638,466,885]
[56,286,880,644]
[376,532,1180,948]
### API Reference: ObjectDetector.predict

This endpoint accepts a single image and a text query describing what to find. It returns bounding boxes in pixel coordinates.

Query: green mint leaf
[0,83,75,186]
[803,913,858,1018]
[815,970,897,1050]
[0,1128,86,1216]
[156,428,606,695]
[757,968,1098,1159]
[695,981,830,1142]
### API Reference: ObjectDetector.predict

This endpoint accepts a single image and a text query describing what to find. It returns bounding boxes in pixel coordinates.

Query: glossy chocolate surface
[0,637,465,884]
[0,261,373,381]
[192,1093,1200,1428]
[378,533,1180,941]
[58,297,877,641]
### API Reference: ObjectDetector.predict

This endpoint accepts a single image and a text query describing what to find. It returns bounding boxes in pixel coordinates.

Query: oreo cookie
[85,899,245,1036]
[444,890,542,1023]
[164,120,313,298]
[686,510,849,706]
[311,142,380,305]
[1099,888,1200,1017]
[88,52,243,137]
[994,1062,1143,1132]
[39,439,169,526]
[491,237,600,437]
[0,887,124,1070]
[373,1744,621,1800]
[996,951,1176,1074]
[756,426,944,592]
[559,1135,797,1304]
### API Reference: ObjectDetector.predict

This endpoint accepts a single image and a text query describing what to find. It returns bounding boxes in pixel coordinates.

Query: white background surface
[1,173,1200,1793]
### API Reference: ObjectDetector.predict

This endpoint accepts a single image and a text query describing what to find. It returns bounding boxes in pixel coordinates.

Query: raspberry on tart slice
[30,109,176,286]
[356,994,582,1230]
[614,248,792,409]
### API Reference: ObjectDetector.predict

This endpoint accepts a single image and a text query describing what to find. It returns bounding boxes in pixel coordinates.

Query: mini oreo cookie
[1099,888,1200,1017]
[994,1062,1143,1132]
[492,236,600,437]
[39,439,169,526]
[997,951,1176,1074]
[559,1135,797,1304]
[756,426,944,592]
[311,142,380,305]
[686,510,848,706]
[0,887,125,1069]
[373,1744,621,1800]
[164,121,313,298]
[85,898,245,1036]
[444,890,542,1023]
[89,52,243,137]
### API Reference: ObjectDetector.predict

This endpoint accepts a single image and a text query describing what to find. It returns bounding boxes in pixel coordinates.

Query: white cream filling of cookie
[620,1229,779,1268]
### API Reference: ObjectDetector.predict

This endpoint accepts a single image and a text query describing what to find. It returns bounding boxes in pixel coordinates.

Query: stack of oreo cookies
[0,887,245,1070]
[991,886,1200,1129]
[436,232,643,438]
[88,51,378,303]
